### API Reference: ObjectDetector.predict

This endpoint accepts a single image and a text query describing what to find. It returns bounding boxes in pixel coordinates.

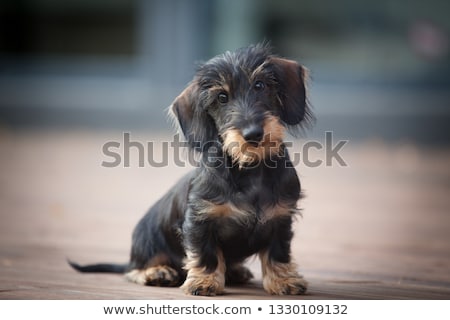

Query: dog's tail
[67,259,127,273]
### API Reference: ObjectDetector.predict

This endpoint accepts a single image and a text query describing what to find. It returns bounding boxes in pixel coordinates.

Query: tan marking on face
[259,250,307,295]
[249,61,269,82]
[181,249,226,296]
[209,84,230,95]
[222,115,285,168]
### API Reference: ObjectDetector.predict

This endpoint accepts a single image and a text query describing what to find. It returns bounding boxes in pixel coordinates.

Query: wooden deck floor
[0,129,449,299]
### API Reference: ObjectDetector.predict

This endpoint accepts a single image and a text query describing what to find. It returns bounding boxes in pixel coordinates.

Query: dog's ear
[270,57,312,127]
[170,81,218,150]
[170,82,197,138]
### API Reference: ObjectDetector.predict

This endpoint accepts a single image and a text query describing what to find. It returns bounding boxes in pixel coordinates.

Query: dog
[69,43,312,296]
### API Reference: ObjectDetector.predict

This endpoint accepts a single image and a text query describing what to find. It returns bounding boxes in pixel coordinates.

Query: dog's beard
[222,115,285,168]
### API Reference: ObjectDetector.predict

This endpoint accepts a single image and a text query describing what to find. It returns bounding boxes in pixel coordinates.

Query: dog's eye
[254,80,265,91]
[218,92,229,104]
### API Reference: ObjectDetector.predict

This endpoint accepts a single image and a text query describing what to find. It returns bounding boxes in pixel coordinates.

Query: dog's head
[170,43,312,167]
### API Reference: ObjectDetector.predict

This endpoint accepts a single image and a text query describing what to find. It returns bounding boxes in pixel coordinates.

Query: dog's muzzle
[242,125,264,146]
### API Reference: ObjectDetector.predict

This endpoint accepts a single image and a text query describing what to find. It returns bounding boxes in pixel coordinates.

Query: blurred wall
[0,0,449,143]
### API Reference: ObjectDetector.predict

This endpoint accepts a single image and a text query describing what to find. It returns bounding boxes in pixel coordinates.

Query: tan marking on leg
[125,269,147,285]
[181,250,226,296]
[146,253,170,267]
[145,265,179,286]
[125,265,179,287]
[222,115,285,168]
[259,250,307,295]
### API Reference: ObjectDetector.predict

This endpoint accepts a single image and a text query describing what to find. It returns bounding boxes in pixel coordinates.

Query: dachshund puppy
[69,43,312,296]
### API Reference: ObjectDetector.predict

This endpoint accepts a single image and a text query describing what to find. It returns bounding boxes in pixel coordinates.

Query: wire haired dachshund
[69,43,313,296]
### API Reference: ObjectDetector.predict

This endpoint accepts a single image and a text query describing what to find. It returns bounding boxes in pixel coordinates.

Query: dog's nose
[242,126,264,144]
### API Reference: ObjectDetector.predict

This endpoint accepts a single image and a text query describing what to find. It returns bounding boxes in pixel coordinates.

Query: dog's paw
[125,266,180,287]
[181,273,225,296]
[263,275,308,295]
[125,269,147,285]
[145,265,180,287]
[226,264,254,285]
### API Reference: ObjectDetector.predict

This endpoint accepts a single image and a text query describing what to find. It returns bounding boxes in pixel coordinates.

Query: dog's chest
[214,202,292,259]
[212,200,294,240]
[218,199,295,222]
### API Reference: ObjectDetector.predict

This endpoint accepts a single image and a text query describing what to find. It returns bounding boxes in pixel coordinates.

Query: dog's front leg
[180,216,226,296]
[259,218,308,295]
[259,250,307,295]
[181,249,226,296]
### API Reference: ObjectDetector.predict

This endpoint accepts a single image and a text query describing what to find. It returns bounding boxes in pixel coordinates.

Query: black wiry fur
[69,43,312,296]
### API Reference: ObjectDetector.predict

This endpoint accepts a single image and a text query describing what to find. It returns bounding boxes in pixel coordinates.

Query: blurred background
[0,0,450,299]
[0,0,449,142]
